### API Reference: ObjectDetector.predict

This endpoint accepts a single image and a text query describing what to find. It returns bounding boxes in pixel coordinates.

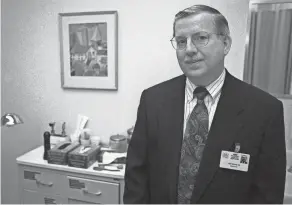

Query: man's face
[174,13,231,86]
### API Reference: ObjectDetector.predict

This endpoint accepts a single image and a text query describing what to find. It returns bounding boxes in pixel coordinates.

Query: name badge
[219,150,250,172]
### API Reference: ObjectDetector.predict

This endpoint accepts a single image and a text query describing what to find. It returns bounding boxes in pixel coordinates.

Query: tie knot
[193,87,208,101]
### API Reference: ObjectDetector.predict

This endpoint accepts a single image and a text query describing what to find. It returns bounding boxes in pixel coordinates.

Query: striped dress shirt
[183,69,226,135]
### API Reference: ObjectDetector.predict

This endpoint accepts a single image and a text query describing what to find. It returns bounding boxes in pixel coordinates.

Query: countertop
[16,146,125,179]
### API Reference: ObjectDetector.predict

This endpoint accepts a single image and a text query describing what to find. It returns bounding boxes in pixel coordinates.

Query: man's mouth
[185,59,203,64]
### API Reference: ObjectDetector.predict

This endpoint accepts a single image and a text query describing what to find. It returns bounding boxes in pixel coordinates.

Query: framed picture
[59,11,118,90]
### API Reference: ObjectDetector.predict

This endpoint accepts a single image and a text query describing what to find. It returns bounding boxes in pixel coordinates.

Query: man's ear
[223,35,232,56]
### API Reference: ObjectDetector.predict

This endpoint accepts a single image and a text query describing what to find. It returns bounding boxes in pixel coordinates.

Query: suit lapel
[157,75,186,204]
[190,71,245,203]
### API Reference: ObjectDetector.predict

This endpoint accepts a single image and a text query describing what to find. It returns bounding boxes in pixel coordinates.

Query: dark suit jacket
[124,70,286,204]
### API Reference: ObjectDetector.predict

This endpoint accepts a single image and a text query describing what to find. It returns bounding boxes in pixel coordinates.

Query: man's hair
[173,5,230,37]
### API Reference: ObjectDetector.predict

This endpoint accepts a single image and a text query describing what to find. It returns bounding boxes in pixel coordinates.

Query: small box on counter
[68,145,101,169]
[47,141,80,165]
[97,150,127,164]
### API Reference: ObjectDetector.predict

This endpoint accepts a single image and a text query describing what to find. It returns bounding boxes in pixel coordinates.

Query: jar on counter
[127,126,134,143]
[109,134,128,153]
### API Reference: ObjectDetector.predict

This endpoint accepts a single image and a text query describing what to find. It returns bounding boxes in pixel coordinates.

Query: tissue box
[48,141,80,165]
[68,145,101,168]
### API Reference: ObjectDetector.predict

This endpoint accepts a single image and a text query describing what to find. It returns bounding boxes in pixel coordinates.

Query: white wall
[1,0,249,203]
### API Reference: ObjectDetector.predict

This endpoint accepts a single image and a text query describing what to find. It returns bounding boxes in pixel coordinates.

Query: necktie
[177,86,209,204]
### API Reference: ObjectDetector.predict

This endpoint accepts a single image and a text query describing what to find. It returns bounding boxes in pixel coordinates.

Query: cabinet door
[22,189,66,204]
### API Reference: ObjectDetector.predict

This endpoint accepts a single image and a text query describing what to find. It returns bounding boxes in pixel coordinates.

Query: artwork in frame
[59,11,118,90]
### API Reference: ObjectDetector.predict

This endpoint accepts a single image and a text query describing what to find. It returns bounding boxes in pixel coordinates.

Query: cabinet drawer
[285,172,292,195]
[66,176,119,204]
[22,189,66,204]
[284,194,292,204]
[21,168,66,195]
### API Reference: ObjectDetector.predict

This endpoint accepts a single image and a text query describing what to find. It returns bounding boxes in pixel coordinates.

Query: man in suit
[124,4,286,204]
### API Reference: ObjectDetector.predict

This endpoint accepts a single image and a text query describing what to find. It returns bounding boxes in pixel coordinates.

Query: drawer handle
[82,188,102,196]
[35,178,53,187]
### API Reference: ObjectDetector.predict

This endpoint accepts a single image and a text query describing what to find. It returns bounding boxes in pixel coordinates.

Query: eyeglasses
[170,31,223,50]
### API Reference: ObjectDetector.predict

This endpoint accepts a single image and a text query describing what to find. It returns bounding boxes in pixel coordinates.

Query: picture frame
[59,11,118,90]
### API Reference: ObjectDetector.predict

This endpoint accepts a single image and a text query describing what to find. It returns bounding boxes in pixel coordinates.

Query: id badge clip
[234,143,240,153]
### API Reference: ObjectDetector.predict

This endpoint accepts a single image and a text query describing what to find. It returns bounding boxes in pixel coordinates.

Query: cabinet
[16,146,125,204]
[17,141,292,203]
[285,150,292,204]
[283,99,292,204]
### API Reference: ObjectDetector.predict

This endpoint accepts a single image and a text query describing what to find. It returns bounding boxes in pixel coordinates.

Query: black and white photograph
[1,0,292,204]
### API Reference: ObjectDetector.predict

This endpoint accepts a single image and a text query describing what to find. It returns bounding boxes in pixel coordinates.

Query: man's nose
[185,39,198,55]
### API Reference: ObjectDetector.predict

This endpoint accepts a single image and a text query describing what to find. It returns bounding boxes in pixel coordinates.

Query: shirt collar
[185,69,226,103]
